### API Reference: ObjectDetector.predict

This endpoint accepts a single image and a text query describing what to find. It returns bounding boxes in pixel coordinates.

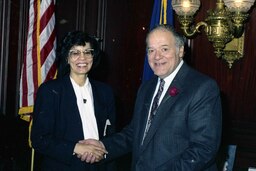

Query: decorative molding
[76,0,87,31]
[97,0,107,50]
[0,0,11,115]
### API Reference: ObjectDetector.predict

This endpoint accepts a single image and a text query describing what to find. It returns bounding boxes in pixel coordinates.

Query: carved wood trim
[97,0,107,50]
[76,0,87,31]
[0,0,11,115]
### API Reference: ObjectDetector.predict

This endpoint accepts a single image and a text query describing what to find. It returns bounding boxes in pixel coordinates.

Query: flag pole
[31,148,35,171]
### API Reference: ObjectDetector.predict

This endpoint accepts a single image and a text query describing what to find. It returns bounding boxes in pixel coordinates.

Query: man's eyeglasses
[69,49,94,60]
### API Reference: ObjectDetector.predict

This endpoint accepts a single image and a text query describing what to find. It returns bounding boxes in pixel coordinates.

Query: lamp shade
[224,0,255,12]
[172,0,200,16]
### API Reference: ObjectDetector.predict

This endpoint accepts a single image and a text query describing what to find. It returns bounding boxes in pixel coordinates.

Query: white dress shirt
[70,77,99,140]
[146,60,184,125]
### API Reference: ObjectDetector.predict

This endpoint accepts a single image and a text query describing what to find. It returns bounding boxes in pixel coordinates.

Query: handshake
[73,139,107,163]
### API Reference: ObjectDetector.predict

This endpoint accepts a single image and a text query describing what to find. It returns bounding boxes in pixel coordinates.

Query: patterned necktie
[142,79,165,144]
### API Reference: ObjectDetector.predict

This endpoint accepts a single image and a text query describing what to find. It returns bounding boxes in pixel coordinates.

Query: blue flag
[142,0,174,82]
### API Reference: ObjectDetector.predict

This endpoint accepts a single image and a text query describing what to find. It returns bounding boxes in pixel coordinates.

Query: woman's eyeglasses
[69,49,94,60]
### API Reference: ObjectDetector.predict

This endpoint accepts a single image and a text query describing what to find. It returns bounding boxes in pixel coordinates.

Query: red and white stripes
[19,0,56,121]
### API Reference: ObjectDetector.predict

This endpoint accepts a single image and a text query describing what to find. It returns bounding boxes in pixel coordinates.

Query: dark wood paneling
[187,1,256,122]
[0,0,11,115]
[0,0,29,117]
[180,1,256,169]
[6,0,24,118]
[56,0,99,42]
[1,0,256,170]
[56,0,80,39]
[101,0,154,128]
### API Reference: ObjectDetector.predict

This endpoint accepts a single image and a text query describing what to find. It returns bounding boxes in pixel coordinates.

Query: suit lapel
[63,76,82,122]
[90,80,106,139]
[61,76,85,139]
[138,78,158,145]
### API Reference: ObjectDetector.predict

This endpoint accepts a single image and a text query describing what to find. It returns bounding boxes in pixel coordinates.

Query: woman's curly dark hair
[56,31,101,78]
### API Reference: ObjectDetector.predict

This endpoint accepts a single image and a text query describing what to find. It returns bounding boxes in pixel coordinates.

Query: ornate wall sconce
[172,0,255,68]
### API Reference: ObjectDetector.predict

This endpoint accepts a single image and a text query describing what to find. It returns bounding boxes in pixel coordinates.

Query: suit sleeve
[31,83,76,164]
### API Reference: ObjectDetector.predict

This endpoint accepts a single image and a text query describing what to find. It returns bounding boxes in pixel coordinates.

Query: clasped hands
[73,139,107,163]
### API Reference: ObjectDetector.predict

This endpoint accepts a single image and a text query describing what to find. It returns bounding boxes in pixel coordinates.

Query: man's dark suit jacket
[102,63,222,171]
[31,75,116,171]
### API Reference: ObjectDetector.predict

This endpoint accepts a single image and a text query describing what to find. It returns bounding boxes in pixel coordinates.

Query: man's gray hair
[146,24,186,48]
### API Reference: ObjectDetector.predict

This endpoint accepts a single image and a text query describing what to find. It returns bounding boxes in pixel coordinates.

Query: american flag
[19,0,57,122]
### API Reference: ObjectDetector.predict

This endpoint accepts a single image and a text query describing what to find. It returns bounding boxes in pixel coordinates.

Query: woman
[31,31,116,171]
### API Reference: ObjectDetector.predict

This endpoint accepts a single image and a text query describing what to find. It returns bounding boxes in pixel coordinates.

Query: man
[81,24,222,171]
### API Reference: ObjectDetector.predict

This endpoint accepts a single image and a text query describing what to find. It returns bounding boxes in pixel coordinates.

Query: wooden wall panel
[6,0,24,118]
[101,0,154,128]
[0,0,27,116]
[0,0,11,115]
[179,1,256,169]
[56,0,99,40]
[1,0,256,170]
[186,1,256,122]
